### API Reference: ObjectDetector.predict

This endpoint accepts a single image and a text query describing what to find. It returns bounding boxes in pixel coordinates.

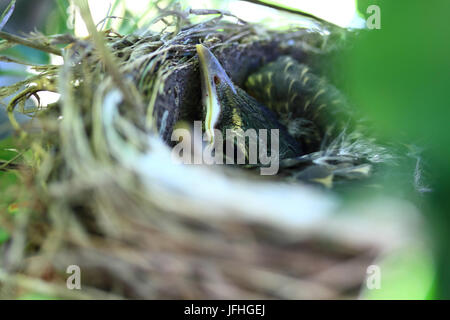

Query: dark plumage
[245,56,354,152]
[214,83,303,160]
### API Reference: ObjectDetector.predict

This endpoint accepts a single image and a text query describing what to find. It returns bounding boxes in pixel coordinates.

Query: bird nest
[0,6,416,299]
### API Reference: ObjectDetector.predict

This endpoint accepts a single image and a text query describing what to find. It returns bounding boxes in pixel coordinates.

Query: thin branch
[189,8,247,25]
[0,151,23,170]
[241,0,341,28]
[0,30,62,56]
[96,16,126,30]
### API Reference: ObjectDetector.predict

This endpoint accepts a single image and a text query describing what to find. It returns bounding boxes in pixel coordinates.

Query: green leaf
[0,45,49,64]
[0,227,10,244]
[0,136,17,162]
[45,1,72,35]
[0,0,16,31]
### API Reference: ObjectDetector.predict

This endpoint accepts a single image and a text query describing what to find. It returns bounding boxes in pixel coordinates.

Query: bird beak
[196,44,235,144]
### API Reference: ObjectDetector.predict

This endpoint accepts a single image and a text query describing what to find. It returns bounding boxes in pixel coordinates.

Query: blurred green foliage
[361,246,435,299]
[344,0,450,299]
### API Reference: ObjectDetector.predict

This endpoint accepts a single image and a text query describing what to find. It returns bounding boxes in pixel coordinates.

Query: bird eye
[213,75,221,85]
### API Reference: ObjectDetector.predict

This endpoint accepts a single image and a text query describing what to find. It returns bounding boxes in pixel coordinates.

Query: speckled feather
[245,56,354,150]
